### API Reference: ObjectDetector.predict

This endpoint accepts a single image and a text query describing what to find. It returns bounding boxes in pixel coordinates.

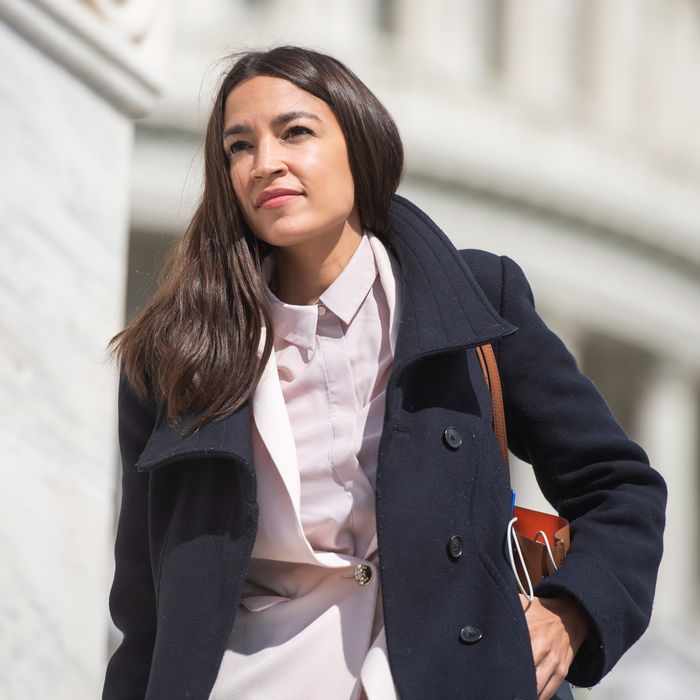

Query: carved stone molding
[0,0,164,116]
[86,0,161,43]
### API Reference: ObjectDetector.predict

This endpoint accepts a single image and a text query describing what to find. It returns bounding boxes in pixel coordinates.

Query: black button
[459,625,483,644]
[447,535,463,560]
[443,427,462,450]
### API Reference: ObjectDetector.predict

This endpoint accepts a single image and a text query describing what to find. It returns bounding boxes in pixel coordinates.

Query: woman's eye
[228,140,250,156]
[284,125,313,140]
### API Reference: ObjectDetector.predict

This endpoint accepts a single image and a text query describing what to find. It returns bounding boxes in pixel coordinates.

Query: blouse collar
[263,233,378,351]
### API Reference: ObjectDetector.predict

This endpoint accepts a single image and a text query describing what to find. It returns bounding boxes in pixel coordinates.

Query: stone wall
[0,2,163,697]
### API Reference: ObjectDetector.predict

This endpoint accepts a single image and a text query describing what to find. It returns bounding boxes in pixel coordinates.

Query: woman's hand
[520,593,590,699]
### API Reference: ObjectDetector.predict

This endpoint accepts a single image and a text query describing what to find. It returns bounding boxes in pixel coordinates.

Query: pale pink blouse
[209,234,402,699]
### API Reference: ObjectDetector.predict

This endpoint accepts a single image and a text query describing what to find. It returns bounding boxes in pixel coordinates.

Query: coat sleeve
[102,377,158,700]
[490,254,667,687]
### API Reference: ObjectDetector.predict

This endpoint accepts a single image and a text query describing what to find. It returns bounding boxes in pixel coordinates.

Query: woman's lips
[255,188,303,209]
[258,193,302,210]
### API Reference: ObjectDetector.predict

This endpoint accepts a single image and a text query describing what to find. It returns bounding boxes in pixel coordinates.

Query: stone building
[2,1,698,698]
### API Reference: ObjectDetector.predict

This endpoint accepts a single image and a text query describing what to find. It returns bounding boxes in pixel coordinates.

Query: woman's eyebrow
[273,110,322,126]
[223,111,322,139]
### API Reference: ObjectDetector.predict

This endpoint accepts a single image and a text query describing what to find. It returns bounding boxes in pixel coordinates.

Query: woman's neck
[271,226,363,306]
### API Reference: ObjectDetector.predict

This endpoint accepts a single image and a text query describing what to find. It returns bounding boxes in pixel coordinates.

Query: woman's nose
[251,140,287,180]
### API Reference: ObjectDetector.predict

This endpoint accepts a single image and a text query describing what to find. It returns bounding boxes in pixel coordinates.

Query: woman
[103,47,666,700]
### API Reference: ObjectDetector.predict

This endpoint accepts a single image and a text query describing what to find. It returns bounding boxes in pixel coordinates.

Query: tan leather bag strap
[475,344,510,471]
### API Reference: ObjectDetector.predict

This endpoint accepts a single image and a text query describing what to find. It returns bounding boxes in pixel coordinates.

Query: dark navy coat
[103,195,666,699]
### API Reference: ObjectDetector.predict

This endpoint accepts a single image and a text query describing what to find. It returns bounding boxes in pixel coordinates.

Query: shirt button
[459,624,483,644]
[354,563,373,586]
[317,304,327,316]
[447,535,464,560]
[443,426,463,450]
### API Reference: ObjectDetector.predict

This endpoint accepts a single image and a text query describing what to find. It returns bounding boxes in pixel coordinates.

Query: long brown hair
[111,46,404,432]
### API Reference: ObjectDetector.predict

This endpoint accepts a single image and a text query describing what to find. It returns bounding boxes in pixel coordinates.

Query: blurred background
[1,1,699,698]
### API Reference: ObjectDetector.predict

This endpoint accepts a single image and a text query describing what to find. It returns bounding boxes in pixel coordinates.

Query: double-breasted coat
[103,195,667,700]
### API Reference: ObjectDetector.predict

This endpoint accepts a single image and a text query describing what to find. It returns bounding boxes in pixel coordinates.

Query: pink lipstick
[255,188,302,209]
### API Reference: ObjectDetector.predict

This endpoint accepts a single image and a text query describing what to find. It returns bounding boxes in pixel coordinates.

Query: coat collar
[136,194,516,472]
[385,194,515,369]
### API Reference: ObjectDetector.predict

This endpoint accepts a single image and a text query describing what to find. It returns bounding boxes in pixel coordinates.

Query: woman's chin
[252,219,348,250]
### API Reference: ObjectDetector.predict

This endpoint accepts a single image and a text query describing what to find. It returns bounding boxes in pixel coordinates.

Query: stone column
[0,2,163,698]
[501,0,581,111]
[639,0,700,157]
[429,0,496,87]
[634,360,699,623]
[583,0,648,133]
[397,0,494,88]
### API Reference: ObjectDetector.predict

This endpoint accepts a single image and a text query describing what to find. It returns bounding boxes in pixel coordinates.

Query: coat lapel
[134,332,303,527]
[135,399,252,473]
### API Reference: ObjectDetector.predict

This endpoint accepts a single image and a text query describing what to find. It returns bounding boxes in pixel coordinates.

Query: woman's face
[223,76,360,248]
